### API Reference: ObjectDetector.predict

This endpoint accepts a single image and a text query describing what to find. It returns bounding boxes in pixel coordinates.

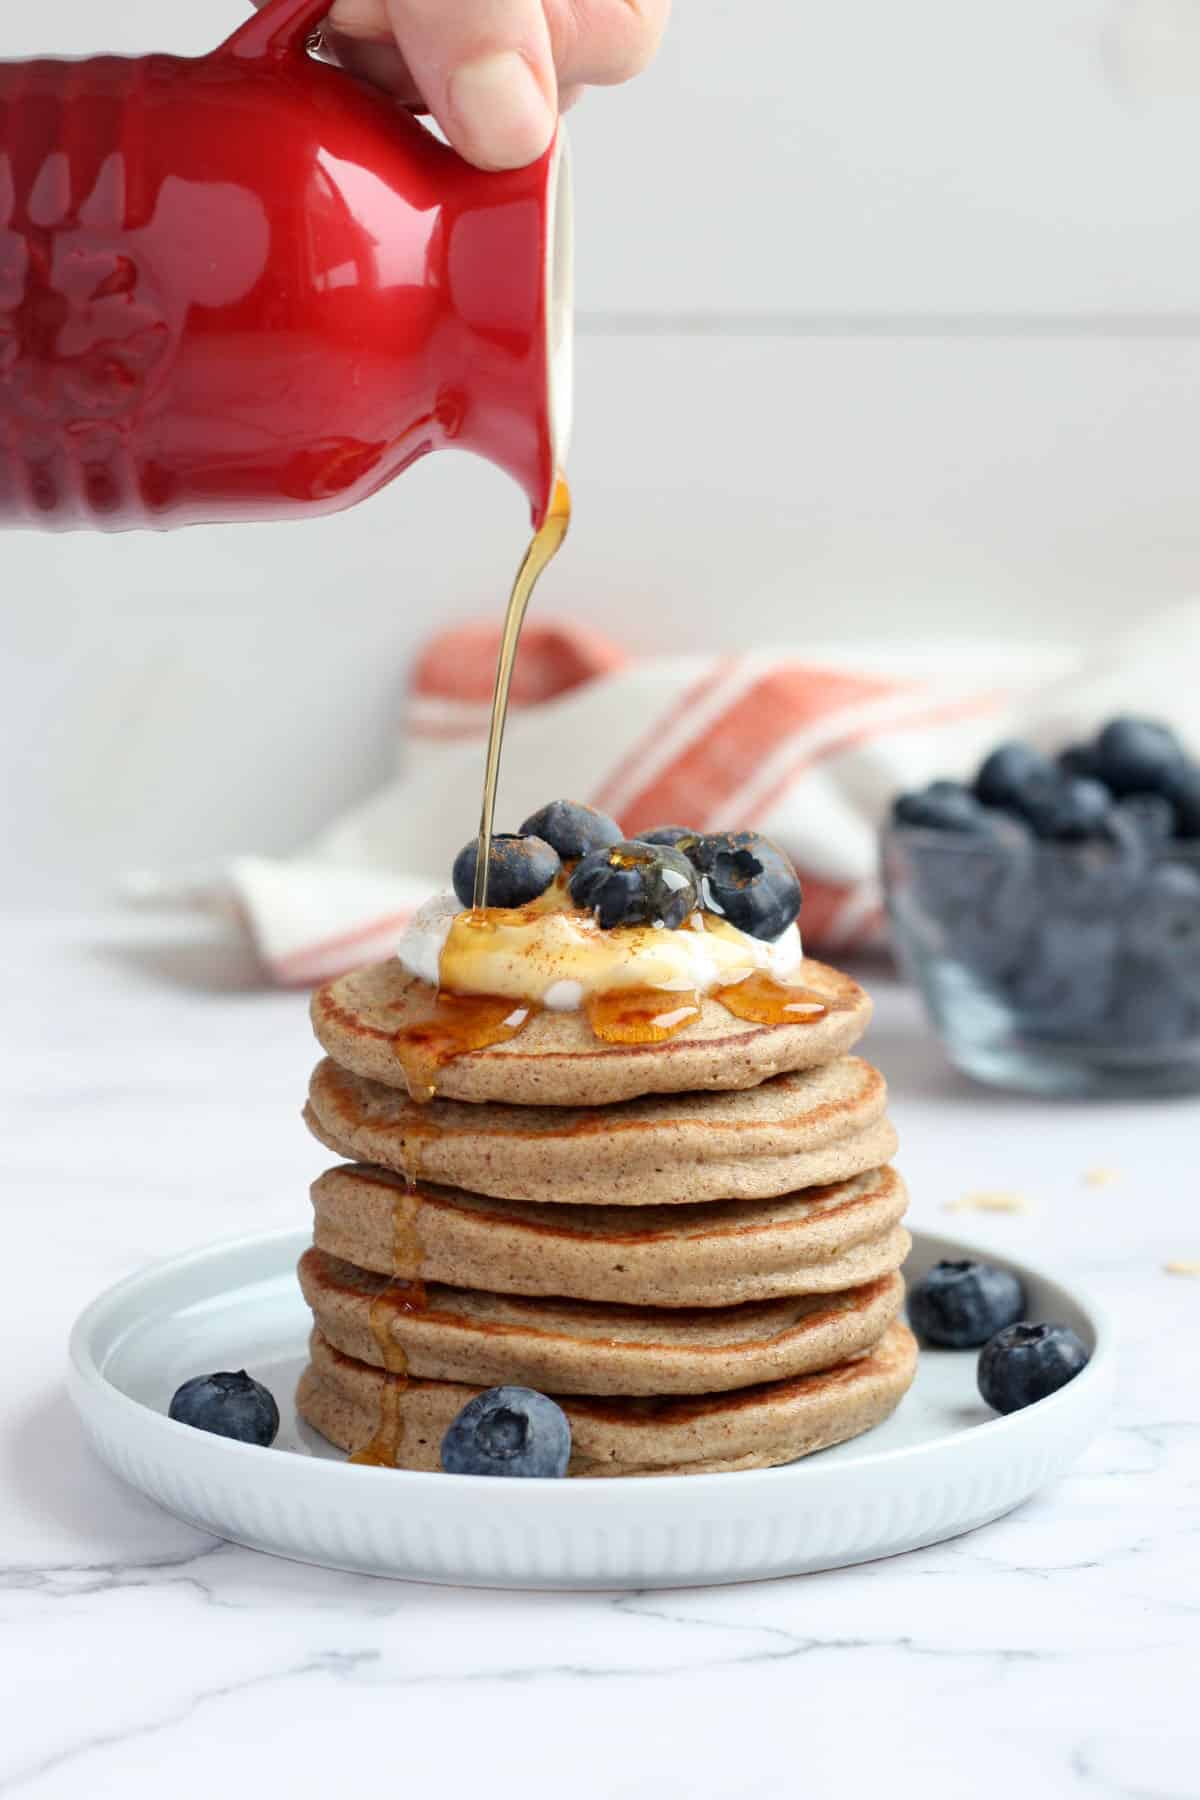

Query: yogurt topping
[397,890,804,1010]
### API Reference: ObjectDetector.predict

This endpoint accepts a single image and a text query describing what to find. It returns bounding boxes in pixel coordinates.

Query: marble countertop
[3,912,1197,1800]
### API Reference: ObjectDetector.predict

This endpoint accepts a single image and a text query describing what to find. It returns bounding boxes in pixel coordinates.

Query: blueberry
[1123,862,1200,999]
[686,831,802,940]
[638,824,698,848]
[975,741,1055,810]
[1106,952,1199,1048]
[452,833,560,909]
[168,1371,279,1447]
[908,1260,1026,1349]
[1036,809,1146,921]
[1115,792,1177,853]
[1094,716,1186,798]
[1057,742,1103,783]
[570,839,698,929]
[1162,761,1200,838]
[1014,774,1112,842]
[899,809,1035,978]
[1007,915,1120,1039]
[977,1323,1090,1415]
[517,800,623,862]
[893,780,987,833]
[441,1386,571,1478]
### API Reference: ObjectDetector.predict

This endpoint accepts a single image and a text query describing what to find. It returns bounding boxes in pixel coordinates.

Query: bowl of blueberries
[883,715,1200,1096]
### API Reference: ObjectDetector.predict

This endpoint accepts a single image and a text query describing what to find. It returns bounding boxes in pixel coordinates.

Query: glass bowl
[881,821,1200,1097]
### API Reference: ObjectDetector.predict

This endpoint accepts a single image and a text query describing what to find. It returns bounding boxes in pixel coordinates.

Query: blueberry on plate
[974,741,1055,811]
[1013,773,1112,842]
[441,1386,571,1478]
[893,780,988,833]
[977,1323,1090,1415]
[908,1260,1026,1349]
[1094,715,1185,798]
[638,824,698,848]
[1162,761,1200,838]
[686,832,801,940]
[168,1371,280,1447]
[452,833,561,909]
[518,799,623,861]
[570,839,698,929]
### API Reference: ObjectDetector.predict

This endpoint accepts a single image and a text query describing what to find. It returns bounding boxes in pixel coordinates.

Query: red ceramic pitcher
[0,0,573,530]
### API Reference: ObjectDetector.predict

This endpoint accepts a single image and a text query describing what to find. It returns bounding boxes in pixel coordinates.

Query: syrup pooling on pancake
[388,985,538,1103]
[714,970,848,1027]
[585,987,703,1044]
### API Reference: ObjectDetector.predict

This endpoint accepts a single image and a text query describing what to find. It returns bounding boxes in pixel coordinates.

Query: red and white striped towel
[222,601,1200,986]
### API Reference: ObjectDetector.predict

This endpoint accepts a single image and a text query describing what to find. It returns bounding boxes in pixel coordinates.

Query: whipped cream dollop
[397,891,804,1010]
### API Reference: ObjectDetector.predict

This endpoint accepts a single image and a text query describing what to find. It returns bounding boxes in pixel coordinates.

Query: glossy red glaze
[0,0,564,530]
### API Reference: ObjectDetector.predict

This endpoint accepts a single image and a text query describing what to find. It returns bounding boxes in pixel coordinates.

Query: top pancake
[310,958,871,1106]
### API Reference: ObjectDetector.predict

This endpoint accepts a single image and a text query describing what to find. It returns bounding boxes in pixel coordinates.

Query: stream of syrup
[385,480,570,1104]
[473,474,572,908]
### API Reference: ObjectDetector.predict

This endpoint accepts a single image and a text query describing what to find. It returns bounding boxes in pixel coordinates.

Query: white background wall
[6,0,1200,898]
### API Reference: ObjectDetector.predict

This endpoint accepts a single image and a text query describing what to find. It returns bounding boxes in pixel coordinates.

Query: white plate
[68,1227,1113,1590]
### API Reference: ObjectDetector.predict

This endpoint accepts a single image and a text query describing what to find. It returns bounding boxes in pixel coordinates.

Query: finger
[548,0,671,88]
[385,0,558,171]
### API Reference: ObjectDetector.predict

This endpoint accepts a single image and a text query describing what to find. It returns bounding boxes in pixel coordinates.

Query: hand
[268,0,670,171]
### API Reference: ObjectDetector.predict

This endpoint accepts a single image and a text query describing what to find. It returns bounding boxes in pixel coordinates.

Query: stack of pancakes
[297,957,917,1477]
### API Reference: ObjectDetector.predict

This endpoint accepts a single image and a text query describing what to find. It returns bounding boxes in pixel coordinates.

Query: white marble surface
[3,911,1198,1799]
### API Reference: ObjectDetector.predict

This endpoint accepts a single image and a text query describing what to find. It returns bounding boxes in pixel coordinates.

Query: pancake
[310,958,871,1107]
[305,1054,896,1206]
[298,1246,904,1395]
[311,1162,911,1307]
[298,1321,918,1476]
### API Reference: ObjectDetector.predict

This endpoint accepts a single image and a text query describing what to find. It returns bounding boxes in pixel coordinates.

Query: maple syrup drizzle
[351,1379,407,1469]
[586,987,702,1045]
[473,473,571,908]
[390,991,537,1103]
[349,1278,428,1468]
[390,1183,425,1281]
[713,970,839,1026]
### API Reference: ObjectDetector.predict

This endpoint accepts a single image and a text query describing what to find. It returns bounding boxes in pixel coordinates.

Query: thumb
[385,0,558,170]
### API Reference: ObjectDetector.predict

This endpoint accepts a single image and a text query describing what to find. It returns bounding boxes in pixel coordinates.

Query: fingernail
[447,51,555,169]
